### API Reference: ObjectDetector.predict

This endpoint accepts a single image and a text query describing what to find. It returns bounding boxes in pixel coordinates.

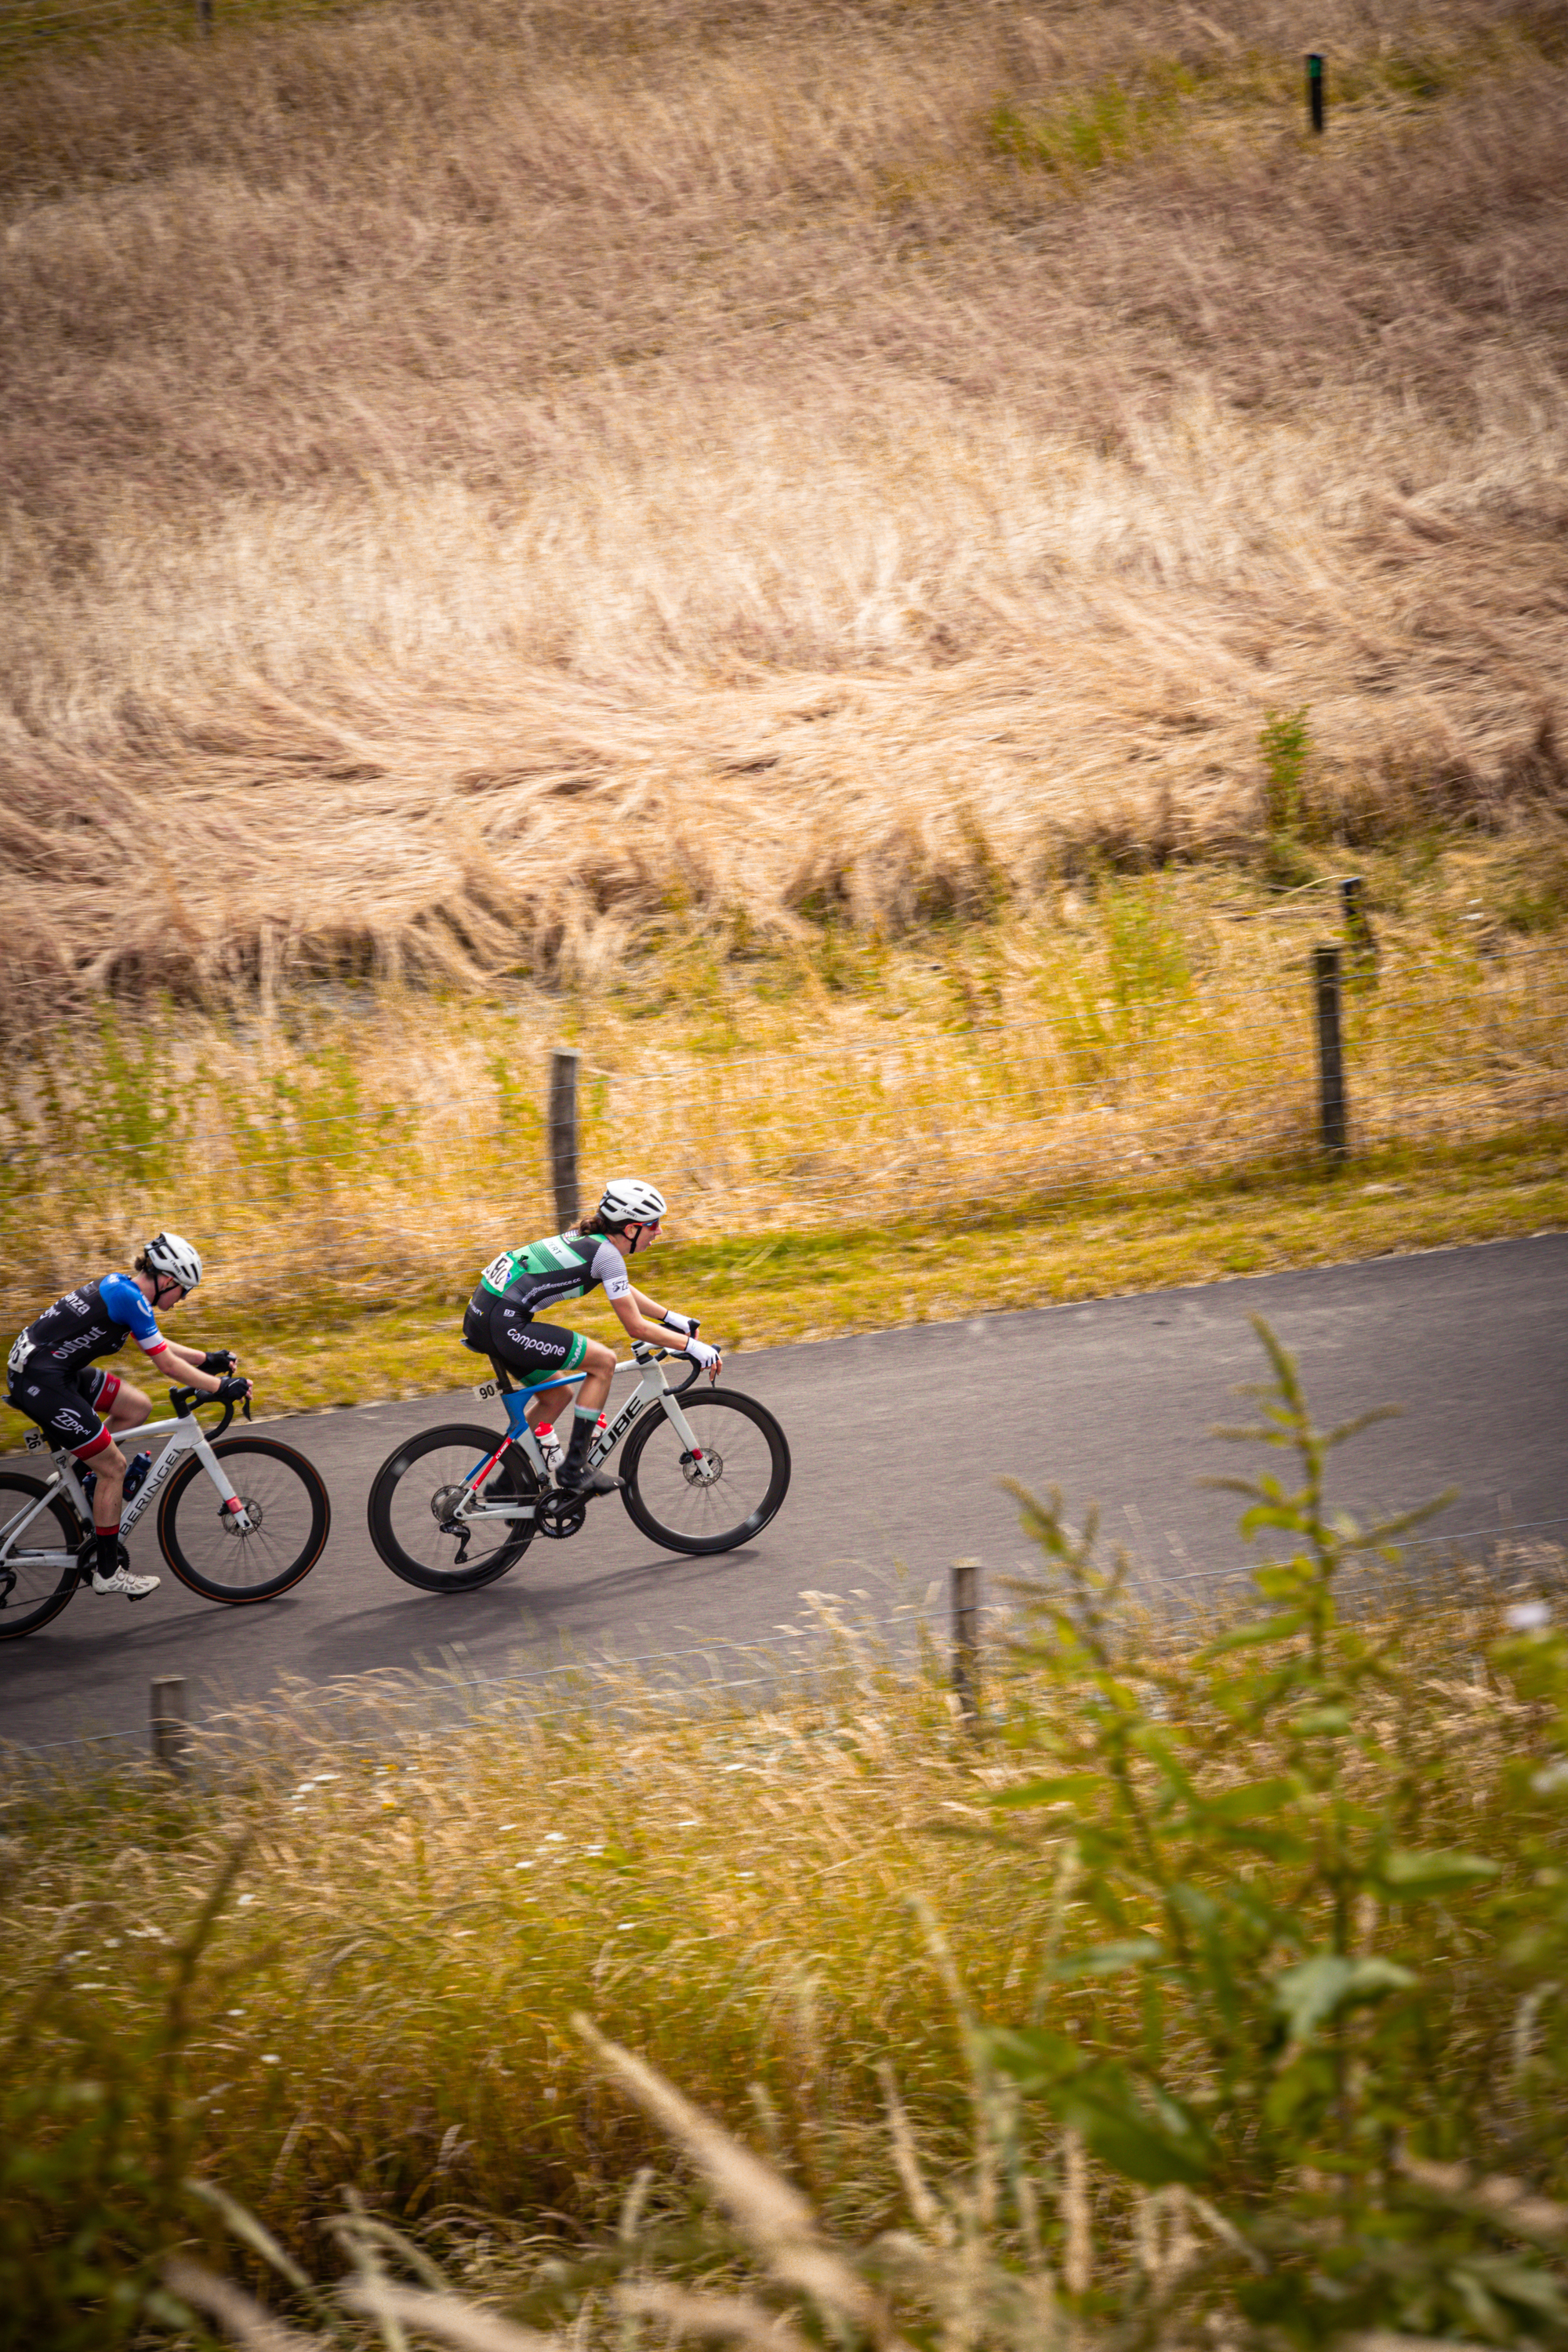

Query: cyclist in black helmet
[463,1178,720,1497]
[5,1232,249,1602]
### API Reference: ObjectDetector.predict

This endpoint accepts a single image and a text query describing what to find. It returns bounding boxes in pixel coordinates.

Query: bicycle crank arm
[536,1492,589,1541]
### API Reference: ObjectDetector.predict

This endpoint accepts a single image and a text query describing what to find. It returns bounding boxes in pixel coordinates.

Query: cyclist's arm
[156,1338,223,1385]
[626,1285,681,1327]
[97,1272,245,1399]
[608,1291,682,1349]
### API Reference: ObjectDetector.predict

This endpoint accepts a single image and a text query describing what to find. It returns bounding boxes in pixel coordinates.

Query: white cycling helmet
[597,1178,666,1228]
[142,1230,203,1291]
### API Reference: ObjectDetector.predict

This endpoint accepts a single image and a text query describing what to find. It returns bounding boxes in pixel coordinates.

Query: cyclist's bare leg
[73,1383,161,1597]
[105,1381,150,1431]
[573,1339,616,1414]
[83,1380,149,1524]
[87,1439,127,1527]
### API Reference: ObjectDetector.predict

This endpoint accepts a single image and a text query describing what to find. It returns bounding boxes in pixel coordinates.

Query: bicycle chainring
[536,1490,589,1541]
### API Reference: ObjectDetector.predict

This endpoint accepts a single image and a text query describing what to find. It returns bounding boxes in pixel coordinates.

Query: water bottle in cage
[535,1421,565,1478]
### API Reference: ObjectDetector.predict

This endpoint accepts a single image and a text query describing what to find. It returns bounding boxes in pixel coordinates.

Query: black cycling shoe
[555,1466,625,1497]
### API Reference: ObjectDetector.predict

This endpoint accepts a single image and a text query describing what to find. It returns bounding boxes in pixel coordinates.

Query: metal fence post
[1313,944,1348,1162]
[1306,51,1325,132]
[951,1558,980,1730]
[549,1049,580,1232]
[151,1675,189,1774]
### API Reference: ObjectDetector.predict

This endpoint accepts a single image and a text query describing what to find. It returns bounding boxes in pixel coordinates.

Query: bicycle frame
[7,1406,253,1573]
[463,1343,718,1519]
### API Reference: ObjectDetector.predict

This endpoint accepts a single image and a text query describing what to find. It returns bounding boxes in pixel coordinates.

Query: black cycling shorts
[5,1359,119,1459]
[462,1294,588,1393]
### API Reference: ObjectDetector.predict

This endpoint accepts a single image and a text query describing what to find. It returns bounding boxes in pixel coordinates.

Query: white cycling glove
[684,1338,720,1371]
[659,1310,693,1336]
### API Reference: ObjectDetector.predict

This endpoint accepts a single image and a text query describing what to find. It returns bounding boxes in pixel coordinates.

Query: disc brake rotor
[681,1449,723,1487]
[222,1496,262,1536]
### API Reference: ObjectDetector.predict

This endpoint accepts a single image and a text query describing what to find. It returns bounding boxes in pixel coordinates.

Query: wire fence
[604,934,1566,1218]
[1,920,1563,1323]
[0,0,361,66]
[10,1508,1567,1766]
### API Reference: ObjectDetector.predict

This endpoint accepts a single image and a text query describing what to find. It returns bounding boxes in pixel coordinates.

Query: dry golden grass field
[2,0,1566,1013]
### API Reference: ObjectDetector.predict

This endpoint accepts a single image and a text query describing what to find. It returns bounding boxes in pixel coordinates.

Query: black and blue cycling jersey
[5,1274,171,1458]
[9,1274,168,1381]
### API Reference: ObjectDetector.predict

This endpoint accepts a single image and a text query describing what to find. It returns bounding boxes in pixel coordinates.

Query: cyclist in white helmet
[5,1232,250,1601]
[463,1178,720,1497]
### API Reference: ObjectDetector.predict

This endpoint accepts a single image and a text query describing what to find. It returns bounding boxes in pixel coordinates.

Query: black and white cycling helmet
[143,1230,203,1292]
[597,1178,666,1229]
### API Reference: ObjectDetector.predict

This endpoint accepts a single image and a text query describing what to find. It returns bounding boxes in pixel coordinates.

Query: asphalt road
[4,1234,1565,1751]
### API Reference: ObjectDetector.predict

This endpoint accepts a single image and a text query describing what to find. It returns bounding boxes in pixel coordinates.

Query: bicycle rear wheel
[0,1469,85,1639]
[158,1438,331,1601]
[367,1422,537,1592]
[620,1389,790,1555]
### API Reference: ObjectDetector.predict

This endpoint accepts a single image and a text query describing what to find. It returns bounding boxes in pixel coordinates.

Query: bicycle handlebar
[169,1386,250,1437]
[633,1316,710,1393]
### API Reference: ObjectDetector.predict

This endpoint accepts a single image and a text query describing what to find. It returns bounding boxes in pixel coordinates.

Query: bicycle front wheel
[0,1469,85,1639]
[158,1438,331,1601]
[620,1388,790,1555]
[367,1423,537,1592]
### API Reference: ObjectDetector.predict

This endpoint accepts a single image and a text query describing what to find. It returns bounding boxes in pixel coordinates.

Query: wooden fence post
[1342,873,1377,973]
[1306,51,1325,132]
[549,1049,580,1232]
[151,1675,189,1774]
[951,1558,980,1730]
[1313,944,1348,1162]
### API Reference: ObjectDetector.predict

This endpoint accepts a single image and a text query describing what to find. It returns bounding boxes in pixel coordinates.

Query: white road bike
[366,1332,790,1590]
[0,1386,330,1639]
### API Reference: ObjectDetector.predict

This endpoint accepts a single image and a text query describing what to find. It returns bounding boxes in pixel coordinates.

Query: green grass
[982,16,1566,182]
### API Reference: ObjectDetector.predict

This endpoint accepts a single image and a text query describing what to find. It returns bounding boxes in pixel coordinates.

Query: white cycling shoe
[91,1566,160,1601]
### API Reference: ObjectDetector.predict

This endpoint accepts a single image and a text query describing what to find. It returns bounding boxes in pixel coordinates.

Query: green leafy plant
[1258,707,1318,890]
[982,1316,1568,2343]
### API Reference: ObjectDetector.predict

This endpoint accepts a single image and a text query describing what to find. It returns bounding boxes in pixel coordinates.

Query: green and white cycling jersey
[478,1232,631,1320]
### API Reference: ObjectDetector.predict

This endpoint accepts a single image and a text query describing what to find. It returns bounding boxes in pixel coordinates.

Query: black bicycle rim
[620,1389,790,1555]
[158,1437,330,1602]
[366,1422,536,1591]
[0,1469,85,1639]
